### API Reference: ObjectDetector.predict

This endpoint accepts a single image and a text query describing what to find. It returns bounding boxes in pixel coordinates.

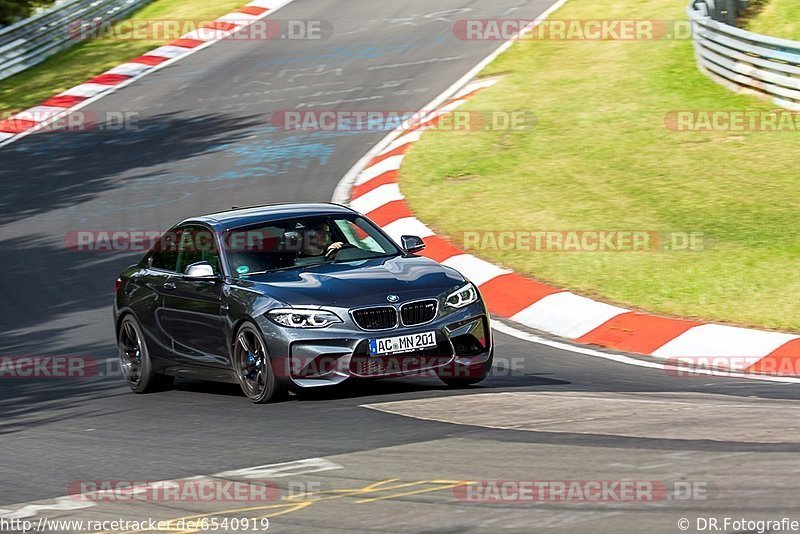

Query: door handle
[163,282,177,290]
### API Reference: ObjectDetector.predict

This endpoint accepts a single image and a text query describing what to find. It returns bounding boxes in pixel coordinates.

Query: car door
[134,228,183,361]
[160,224,229,367]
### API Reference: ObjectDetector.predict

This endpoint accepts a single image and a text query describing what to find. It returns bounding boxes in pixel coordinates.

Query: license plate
[369,331,437,356]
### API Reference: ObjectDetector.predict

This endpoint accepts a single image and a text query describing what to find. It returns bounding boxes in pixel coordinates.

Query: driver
[299,221,343,258]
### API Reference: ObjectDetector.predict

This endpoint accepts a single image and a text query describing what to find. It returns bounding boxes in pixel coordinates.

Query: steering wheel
[325,244,356,260]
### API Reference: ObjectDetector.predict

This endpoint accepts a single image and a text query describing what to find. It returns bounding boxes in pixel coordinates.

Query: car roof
[180,202,358,231]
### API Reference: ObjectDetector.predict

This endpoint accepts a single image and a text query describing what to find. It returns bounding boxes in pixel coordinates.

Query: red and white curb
[0,0,295,148]
[337,77,800,377]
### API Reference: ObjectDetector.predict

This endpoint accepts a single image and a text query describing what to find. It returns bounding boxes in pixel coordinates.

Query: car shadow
[0,372,129,435]
[289,370,570,403]
[166,368,570,403]
[0,112,263,225]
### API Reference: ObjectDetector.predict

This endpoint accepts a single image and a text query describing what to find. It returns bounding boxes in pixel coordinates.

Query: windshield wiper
[331,252,399,264]
[239,252,399,276]
[239,261,330,277]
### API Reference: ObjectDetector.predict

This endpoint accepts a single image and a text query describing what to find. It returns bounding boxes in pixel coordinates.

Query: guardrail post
[722,0,736,26]
[686,0,800,111]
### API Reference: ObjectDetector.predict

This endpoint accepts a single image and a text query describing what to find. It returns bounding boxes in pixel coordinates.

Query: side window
[149,230,181,272]
[175,226,221,274]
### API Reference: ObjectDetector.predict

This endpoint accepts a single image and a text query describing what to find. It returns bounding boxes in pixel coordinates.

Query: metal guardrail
[693,0,750,26]
[689,0,800,110]
[0,0,152,82]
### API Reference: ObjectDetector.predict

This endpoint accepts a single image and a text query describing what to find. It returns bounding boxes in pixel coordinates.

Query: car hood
[241,255,466,307]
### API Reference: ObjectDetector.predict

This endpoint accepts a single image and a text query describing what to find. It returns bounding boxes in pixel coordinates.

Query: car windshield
[224,215,401,277]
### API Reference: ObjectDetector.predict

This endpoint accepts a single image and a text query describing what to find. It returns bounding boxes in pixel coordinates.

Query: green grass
[747,0,800,40]
[400,0,800,331]
[0,0,246,116]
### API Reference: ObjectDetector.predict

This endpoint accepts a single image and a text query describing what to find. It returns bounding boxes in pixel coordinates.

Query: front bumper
[255,299,492,387]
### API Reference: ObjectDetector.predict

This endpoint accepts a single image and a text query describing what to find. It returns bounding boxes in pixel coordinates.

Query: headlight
[445,283,479,309]
[267,308,342,328]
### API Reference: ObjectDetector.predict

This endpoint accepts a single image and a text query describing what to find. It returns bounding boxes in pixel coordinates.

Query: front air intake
[351,306,398,330]
[400,299,438,326]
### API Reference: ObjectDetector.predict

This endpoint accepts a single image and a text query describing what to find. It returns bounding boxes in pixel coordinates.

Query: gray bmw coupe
[114,203,493,402]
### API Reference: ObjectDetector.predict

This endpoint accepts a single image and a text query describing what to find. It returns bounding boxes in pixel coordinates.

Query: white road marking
[58,84,113,98]
[10,106,68,122]
[0,496,96,520]
[367,56,465,70]
[510,292,628,339]
[378,130,424,155]
[0,457,343,519]
[355,155,405,186]
[145,45,193,59]
[349,183,404,214]
[442,254,511,286]
[492,320,800,384]
[381,217,435,242]
[652,324,798,365]
[215,458,343,479]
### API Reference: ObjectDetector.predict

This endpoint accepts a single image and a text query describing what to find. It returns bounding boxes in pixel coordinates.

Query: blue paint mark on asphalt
[130,126,372,188]
[219,131,334,167]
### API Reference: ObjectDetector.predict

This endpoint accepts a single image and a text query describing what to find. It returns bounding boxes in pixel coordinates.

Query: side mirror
[401,235,426,254]
[184,261,218,280]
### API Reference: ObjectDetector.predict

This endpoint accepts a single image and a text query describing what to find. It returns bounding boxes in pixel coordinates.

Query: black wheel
[436,355,493,388]
[117,315,174,393]
[233,322,288,403]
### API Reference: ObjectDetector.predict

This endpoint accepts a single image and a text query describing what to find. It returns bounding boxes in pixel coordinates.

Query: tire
[436,355,493,388]
[232,322,288,403]
[117,315,174,393]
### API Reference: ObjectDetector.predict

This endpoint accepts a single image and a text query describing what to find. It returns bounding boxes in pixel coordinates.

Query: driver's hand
[327,242,344,252]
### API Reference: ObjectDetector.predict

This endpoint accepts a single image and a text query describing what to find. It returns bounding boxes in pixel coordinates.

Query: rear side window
[149,230,181,272]
[176,226,221,274]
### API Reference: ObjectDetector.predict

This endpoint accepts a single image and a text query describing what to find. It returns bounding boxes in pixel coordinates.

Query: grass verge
[400,0,800,331]
[0,0,246,117]
[746,0,800,40]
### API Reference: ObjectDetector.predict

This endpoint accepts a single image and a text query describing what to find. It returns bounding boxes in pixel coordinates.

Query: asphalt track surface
[1,0,799,532]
